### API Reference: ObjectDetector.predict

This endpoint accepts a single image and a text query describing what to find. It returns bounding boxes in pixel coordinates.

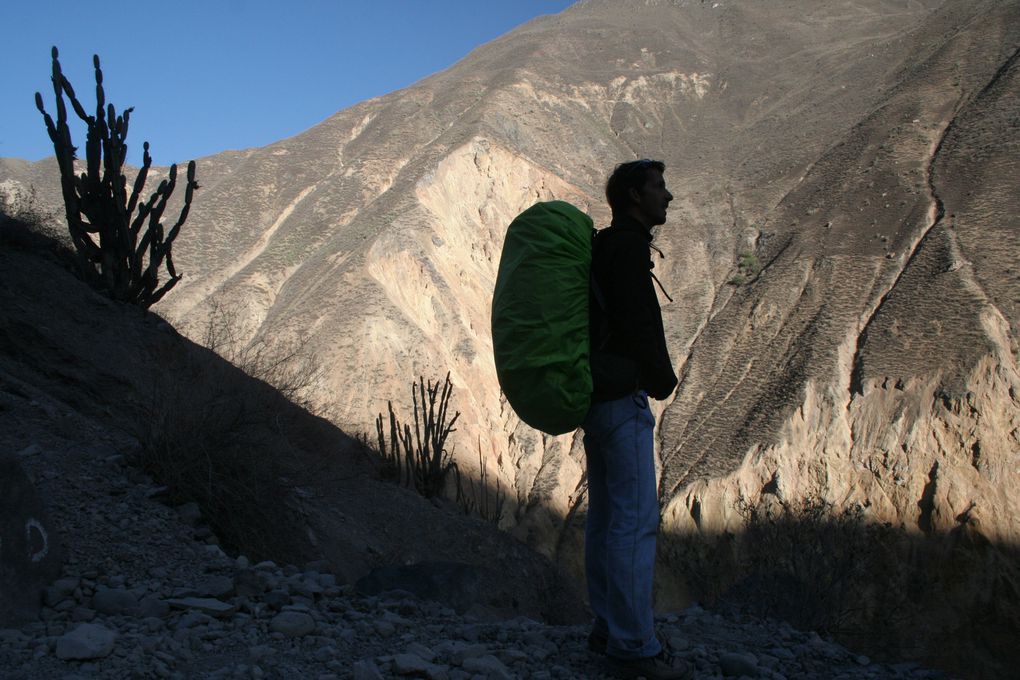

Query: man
[583,159,690,680]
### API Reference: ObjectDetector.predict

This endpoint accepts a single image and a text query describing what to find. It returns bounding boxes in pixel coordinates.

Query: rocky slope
[3,0,1018,677]
[0,227,585,624]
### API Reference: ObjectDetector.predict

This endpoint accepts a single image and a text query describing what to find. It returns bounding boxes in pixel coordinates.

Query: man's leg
[591,393,661,660]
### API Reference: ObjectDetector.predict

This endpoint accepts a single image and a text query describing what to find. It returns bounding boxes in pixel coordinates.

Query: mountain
[3,0,1018,676]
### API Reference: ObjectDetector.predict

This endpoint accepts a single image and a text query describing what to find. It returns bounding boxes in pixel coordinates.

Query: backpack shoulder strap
[590,227,607,312]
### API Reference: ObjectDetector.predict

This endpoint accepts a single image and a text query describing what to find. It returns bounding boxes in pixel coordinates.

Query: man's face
[631,168,673,228]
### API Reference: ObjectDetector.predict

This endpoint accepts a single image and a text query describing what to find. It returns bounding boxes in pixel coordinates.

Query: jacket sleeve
[601,235,678,400]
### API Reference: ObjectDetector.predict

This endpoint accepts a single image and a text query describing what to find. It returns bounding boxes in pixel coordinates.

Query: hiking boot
[607,649,693,680]
[587,628,608,654]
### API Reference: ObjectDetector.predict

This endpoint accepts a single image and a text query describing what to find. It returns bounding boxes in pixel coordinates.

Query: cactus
[34,47,198,308]
[375,373,461,499]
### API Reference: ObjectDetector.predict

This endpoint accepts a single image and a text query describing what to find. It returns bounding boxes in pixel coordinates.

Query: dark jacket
[590,215,678,402]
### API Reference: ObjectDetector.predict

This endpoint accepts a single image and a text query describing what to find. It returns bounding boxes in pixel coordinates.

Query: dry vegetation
[666,496,1020,674]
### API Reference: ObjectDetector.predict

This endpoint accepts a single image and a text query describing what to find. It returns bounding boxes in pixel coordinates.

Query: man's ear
[628,186,642,205]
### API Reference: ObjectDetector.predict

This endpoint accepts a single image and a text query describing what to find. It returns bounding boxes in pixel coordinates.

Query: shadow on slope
[648,499,1019,680]
[0,215,586,625]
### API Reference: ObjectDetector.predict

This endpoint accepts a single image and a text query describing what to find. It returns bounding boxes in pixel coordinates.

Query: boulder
[269,611,315,637]
[92,586,140,616]
[0,450,62,624]
[55,623,116,660]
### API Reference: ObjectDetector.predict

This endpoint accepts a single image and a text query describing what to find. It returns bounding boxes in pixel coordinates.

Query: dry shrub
[725,498,908,641]
[185,300,325,413]
[668,495,1020,679]
[671,497,917,652]
[134,349,308,561]
[456,438,506,526]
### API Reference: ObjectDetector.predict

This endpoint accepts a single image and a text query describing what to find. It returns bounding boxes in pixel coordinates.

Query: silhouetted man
[583,159,689,680]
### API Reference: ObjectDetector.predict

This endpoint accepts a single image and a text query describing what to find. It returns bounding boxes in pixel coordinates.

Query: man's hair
[605,159,666,214]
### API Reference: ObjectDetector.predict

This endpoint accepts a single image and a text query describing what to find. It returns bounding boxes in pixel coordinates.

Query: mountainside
[6,227,955,680]
[0,240,959,680]
[4,0,1019,676]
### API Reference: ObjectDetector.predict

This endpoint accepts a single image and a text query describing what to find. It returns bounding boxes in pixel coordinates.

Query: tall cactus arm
[92,54,105,114]
[165,162,198,242]
[55,53,91,127]
[127,143,153,220]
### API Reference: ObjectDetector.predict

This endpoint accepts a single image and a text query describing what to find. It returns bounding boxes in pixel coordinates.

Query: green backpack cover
[491,201,594,435]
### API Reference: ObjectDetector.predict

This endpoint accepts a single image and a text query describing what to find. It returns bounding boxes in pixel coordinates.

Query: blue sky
[3,1,575,164]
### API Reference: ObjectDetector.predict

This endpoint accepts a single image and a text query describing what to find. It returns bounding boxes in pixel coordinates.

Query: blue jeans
[582,391,661,659]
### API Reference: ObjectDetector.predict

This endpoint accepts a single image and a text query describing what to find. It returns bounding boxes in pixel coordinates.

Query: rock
[141,617,164,633]
[352,660,385,680]
[269,611,315,637]
[176,611,212,630]
[392,653,429,674]
[0,628,29,644]
[447,642,490,665]
[92,586,139,615]
[43,577,79,607]
[191,575,236,599]
[248,644,277,660]
[373,619,396,636]
[138,595,170,618]
[200,544,229,563]
[144,567,168,581]
[55,623,116,660]
[71,606,97,622]
[405,641,437,662]
[264,589,291,609]
[668,635,690,651]
[461,654,512,680]
[0,450,63,625]
[166,597,237,617]
[286,575,323,599]
[499,648,530,664]
[720,651,760,677]
[16,444,43,458]
[236,568,272,596]
[304,559,331,572]
[145,485,170,499]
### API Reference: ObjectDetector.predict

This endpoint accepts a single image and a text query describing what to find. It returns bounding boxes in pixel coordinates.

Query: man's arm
[602,235,678,400]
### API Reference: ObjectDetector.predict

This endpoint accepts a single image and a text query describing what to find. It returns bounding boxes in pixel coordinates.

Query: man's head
[605,159,673,229]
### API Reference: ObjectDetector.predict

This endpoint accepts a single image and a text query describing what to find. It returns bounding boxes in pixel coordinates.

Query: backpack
[491,201,595,435]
